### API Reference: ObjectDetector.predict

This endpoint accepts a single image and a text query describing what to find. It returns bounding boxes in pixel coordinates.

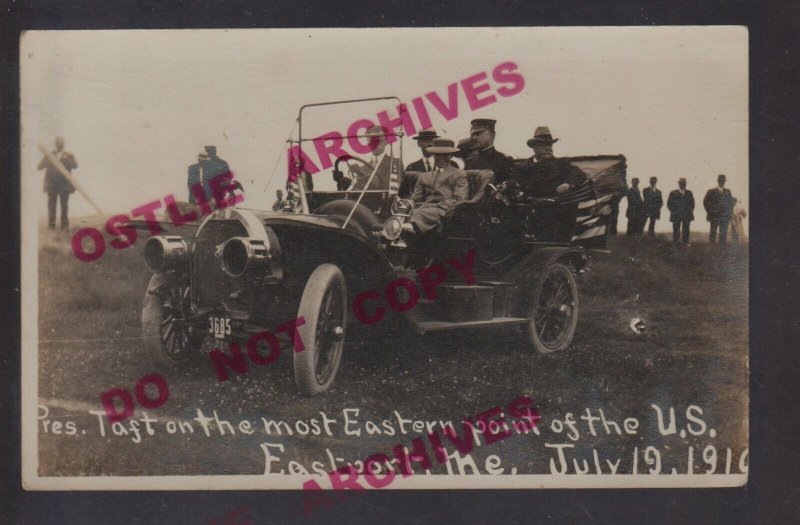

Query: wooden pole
[38,142,103,215]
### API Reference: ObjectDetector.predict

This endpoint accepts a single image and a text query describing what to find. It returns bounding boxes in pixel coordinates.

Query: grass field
[34,222,748,480]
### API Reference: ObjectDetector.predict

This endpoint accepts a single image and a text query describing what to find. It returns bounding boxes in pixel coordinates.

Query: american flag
[559,155,628,248]
[285,148,302,212]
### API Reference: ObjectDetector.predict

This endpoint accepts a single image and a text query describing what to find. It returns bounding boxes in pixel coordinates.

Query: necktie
[424,158,431,172]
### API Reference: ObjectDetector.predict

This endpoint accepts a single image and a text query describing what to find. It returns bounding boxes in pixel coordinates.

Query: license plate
[208,316,231,339]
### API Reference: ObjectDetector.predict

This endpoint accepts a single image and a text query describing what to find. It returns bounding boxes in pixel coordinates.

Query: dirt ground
[35,227,748,483]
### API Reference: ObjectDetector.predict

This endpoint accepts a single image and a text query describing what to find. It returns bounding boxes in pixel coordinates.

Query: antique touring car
[140,97,626,395]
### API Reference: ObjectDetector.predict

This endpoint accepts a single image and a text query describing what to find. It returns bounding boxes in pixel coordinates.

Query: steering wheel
[333,155,373,190]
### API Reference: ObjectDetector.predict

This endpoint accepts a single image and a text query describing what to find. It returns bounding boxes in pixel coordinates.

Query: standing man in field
[187,151,209,204]
[703,173,734,244]
[643,176,664,236]
[39,136,78,230]
[626,177,646,236]
[667,177,695,244]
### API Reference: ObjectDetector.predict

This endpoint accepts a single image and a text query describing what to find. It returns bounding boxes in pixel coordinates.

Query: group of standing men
[624,173,746,244]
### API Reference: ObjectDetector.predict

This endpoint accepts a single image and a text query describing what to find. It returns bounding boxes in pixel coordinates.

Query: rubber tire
[142,273,204,368]
[293,264,348,396]
[527,263,580,354]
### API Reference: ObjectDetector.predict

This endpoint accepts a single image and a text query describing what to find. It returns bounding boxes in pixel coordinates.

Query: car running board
[411,316,529,334]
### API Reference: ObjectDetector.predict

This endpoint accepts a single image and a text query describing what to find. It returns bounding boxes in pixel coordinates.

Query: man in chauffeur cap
[464,118,515,184]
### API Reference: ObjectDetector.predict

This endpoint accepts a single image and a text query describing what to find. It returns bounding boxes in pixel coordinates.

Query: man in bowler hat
[643,176,664,236]
[703,174,734,243]
[667,177,695,244]
[465,118,514,184]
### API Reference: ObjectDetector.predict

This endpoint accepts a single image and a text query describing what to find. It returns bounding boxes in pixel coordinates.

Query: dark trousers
[609,205,619,234]
[709,218,730,243]
[672,219,691,243]
[646,216,658,235]
[47,190,70,229]
[626,214,645,236]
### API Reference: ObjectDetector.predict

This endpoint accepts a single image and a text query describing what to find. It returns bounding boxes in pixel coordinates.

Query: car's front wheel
[142,273,205,367]
[526,263,579,354]
[293,264,347,395]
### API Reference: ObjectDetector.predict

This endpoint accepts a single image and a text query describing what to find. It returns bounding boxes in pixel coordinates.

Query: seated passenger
[403,138,468,235]
[516,127,588,242]
[401,128,457,197]
[516,126,587,197]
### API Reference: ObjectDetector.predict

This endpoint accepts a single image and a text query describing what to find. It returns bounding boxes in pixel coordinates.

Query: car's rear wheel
[294,264,347,395]
[526,263,579,354]
[142,273,205,367]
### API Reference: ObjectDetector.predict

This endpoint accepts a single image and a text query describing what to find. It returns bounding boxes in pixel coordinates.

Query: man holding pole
[39,137,78,230]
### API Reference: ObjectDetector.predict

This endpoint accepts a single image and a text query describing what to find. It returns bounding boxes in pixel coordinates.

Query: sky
[21,27,748,233]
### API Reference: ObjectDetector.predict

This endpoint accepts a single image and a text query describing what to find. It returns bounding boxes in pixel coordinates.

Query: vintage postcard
[21,27,748,501]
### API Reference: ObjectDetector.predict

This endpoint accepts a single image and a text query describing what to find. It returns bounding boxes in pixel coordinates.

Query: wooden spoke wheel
[527,263,579,354]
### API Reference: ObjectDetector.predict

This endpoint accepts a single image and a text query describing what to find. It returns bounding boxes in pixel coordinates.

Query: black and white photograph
[21,27,748,500]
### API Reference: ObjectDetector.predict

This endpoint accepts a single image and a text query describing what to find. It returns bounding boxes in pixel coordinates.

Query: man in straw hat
[348,125,404,193]
[465,118,514,184]
[667,177,695,244]
[401,128,457,197]
[403,137,468,236]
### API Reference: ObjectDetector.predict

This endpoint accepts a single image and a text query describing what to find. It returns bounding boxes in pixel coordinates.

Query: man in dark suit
[626,177,646,236]
[703,174,734,243]
[667,177,695,244]
[465,118,515,184]
[516,126,587,196]
[405,128,439,174]
[643,176,664,236]
[39,137,78,230]
[187,151,209,204]
[404,138,468,236]
[514,126,588,242]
